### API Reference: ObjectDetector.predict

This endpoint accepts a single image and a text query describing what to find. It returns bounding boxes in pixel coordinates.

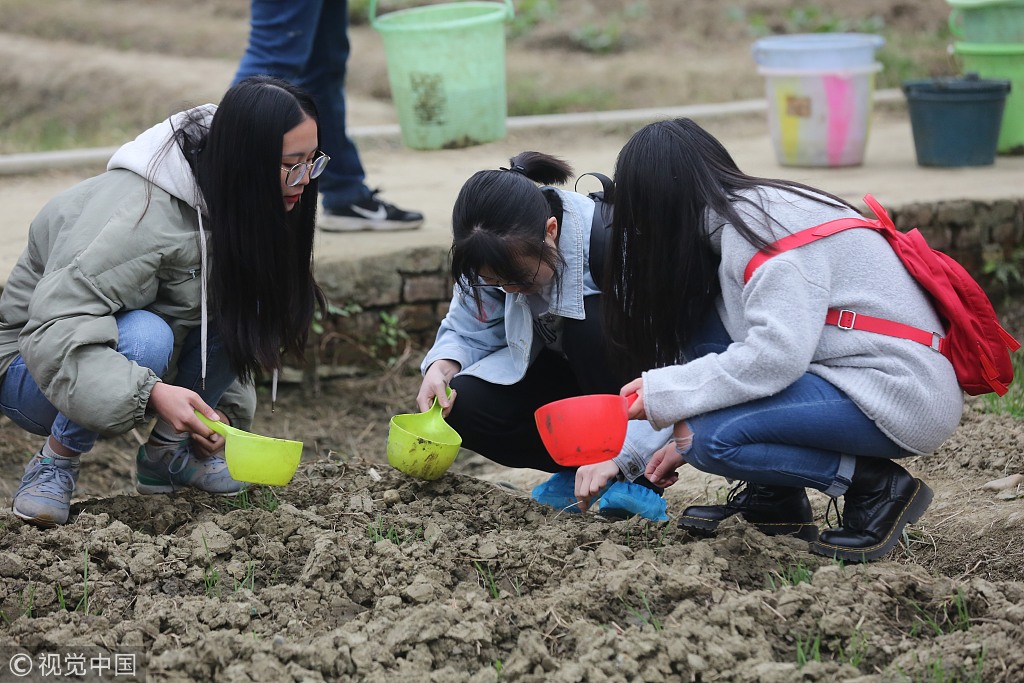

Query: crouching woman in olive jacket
[0,76,326,526]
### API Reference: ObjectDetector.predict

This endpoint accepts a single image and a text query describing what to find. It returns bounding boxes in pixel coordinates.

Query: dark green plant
[619,591,662,631]
[908,590,971,637]
[902,649,986,682]
[0,584,36,623]
[796,634,822,667]
[730,5,885,38]
[234,561,257,592]
[311,300,361,336]
[839,630,869,668]
[983,246,1024,292]
[201,535,220,598]
[375,311,410,366]
[55,550,94,614]
[570,21,625,54]
[507,81,616,116]
[368,515,401,543]
[223,487,280,513]
[474,561,500,599]
[766,561,814,589]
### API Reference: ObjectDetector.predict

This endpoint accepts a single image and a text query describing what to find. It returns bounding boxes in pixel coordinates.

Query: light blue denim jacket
[421,188,669,480]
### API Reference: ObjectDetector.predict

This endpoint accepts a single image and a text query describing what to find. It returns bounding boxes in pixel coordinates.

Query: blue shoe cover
[595,481,669,521]
[531,471,582,513]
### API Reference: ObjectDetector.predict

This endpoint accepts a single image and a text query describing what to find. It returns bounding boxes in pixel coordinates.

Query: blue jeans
[0,311,236,454]
[233,0,369,209]
[681,312,908,497]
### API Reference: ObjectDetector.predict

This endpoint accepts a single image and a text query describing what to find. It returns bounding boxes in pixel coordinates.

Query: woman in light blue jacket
[418,152,670,520]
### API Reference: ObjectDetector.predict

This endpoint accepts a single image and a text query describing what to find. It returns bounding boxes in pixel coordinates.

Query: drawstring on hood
[272,369,278,413]
[197,212,209,390]
[107,105,216,395]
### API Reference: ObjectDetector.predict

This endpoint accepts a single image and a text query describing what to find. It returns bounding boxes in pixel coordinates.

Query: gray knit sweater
[642,186,963,455]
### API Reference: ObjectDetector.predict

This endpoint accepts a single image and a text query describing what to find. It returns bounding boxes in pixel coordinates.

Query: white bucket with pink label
[752,33,885,167]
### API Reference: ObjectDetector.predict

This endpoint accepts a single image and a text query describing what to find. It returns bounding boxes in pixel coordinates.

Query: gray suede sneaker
[12,452,80,527]
[135,441,245,495]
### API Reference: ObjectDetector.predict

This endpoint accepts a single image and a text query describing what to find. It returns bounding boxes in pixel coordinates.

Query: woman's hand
[574,460,621,512]
[621,377,645,419]
[191,408,229,458]
[645,440,686,489]
[417,359,461,415]
[148,382,218,434]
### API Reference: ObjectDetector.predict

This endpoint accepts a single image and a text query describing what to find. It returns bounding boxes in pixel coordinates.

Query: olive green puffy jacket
[0,108,254,435]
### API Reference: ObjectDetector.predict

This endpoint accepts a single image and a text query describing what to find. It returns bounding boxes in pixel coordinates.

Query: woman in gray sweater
[601,118,962,562]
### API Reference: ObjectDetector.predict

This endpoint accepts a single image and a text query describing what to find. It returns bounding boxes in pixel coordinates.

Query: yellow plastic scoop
[195,411,303,486]
[387,390,462,481]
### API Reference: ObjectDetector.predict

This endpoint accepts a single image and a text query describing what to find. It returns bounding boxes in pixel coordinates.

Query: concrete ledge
[0,90,905,176]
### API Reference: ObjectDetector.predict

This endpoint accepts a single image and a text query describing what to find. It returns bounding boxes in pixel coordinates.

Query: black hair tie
[499,164,527,176]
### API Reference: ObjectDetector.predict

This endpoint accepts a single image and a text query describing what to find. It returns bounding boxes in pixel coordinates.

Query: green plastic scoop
[195,411,303,486]
[387,388,462,481]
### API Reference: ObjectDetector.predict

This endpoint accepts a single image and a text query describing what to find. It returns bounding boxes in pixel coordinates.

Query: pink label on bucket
[824,74,853,166]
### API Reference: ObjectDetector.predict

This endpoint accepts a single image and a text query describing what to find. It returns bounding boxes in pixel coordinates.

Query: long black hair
[177,75,325,381]
[604,117,856,375]
[450,151,573,301]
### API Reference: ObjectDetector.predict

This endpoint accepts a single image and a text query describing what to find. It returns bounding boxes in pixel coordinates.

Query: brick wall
[304,198,1024,379]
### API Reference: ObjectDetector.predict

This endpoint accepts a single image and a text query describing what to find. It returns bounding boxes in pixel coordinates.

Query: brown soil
[3,1,1024,681]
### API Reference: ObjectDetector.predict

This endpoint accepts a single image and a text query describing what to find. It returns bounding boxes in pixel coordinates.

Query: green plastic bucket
[370,0,514,150]
[955,41,1024,153]
[947,0,1024,43]
[902,76,1011,166]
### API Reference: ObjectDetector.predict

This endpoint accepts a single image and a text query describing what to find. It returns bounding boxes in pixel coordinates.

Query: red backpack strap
[824,309,945,352]
[742,195,946,353]
[743,216,883,284]
[862,193,896,230]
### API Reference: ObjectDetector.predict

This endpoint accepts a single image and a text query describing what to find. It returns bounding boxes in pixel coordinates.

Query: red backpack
[744,194,1021,396]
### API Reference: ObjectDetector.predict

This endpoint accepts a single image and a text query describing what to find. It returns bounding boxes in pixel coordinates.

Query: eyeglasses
[469,253,544,293]
[281,152,330,187]
[469,277,533,292]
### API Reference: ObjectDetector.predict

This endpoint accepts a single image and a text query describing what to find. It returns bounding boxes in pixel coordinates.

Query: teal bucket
[370,0,514,150]
[902,76,1011,166]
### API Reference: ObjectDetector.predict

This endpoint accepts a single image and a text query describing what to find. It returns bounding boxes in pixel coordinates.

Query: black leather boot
[812,458,933,563]
[678,482,818,541]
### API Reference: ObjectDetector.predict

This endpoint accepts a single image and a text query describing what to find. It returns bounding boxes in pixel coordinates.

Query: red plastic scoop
[534,393,638,467]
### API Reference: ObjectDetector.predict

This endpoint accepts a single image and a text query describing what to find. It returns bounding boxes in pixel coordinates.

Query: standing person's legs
[234,0,367,204]
[234,0,322,85]
[303,0,370,208]
[447,350,579,472]
[2,310,175,526]
[235,0,422,230]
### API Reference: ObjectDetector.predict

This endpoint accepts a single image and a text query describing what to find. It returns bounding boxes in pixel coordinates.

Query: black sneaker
[678,481,818,542]
[320,190,424,232]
